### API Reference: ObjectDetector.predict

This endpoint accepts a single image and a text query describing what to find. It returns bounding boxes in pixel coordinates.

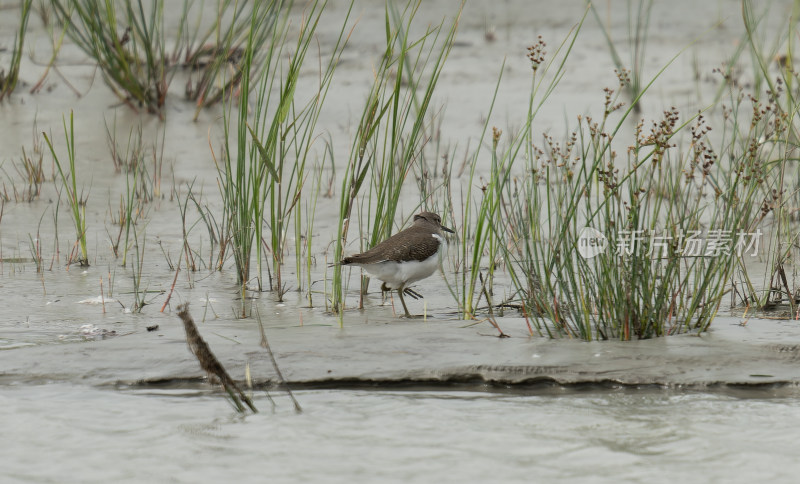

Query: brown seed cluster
[597,162,620,193]
[527,36,546,71]
[638,107,679,165]
[492,126,502,149]
[687,113,716,179]
[615,68,631,87]
[760,188,784,217]
[603,87,625,116]
[535,131,579,183]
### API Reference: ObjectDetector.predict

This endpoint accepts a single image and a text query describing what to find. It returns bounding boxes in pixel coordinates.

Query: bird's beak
[442,225,455,234]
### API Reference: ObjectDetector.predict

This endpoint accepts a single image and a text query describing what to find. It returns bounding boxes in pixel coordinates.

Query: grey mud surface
[4,313,800,393]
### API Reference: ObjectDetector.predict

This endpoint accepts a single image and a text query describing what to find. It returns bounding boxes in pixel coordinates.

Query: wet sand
[2,313,799,394]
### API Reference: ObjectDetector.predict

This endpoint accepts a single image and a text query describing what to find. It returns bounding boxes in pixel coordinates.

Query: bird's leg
[380,282,392,306]
[396,286,412,318]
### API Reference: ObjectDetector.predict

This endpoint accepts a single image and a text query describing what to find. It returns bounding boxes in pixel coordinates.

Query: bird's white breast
[359,234,446,289]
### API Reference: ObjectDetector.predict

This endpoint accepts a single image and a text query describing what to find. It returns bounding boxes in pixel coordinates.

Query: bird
[341,211,454,317]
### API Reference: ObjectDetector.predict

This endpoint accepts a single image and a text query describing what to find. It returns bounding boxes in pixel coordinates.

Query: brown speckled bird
[341,212,454,317]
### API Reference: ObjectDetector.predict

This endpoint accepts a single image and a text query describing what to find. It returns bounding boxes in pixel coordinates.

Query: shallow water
[0,0,791,341]
[4,384,799,484]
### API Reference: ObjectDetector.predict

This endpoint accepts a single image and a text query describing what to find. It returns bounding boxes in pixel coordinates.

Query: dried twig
[177,304,257,413]
[161,257,181,312]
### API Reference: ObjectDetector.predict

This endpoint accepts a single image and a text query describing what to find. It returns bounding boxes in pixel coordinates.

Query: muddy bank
[2,314,799,392]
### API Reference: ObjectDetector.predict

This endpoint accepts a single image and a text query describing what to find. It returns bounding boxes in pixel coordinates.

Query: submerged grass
[332,0,461,317]
[416,1,798,339]
[51,0,172,114]
[215,0,286,309]
[588,0,653,113]
[43,110,89,267]
[494,11,789,339]
[216,0,350,315]
[186,182,226,272]
[451,17,585,320]
[726,0,800,313]
[254,0,352,301]
[105,118,162,265]
[300,153,328,307]
[0,120,46,203]
[0,0,33,101]
[9,0,800,342]
[182,0,276,118]
[130,226,147,311]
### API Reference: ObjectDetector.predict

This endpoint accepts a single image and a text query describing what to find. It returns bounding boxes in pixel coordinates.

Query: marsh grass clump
[443,16,586,320]
[716,0,800,315]
[47,0,287,116]
[332,0,461,317]
[361,0,460,258]
[725,86,800,312]
[51,0,173,114]
[255,0,352,302]
[43,110,89,267]
[501,73,772,340]
[105,119,163,265]
[214,0,288,299]
[215,0,351,316]
[184,182,226,272]
[431,2,800,339]
[182,0,279,118]
[0,0,33,101]
[0,123,46,203]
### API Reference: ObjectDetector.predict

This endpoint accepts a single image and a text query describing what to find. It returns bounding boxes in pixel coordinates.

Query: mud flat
[2,314,799,394]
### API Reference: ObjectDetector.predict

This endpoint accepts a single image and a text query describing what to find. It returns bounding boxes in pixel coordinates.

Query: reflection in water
[3,384,799,483]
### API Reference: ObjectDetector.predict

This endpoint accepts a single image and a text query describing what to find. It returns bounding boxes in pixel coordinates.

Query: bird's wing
[343,226,441,264]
